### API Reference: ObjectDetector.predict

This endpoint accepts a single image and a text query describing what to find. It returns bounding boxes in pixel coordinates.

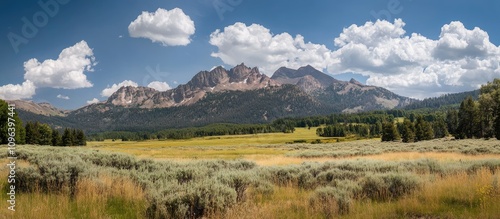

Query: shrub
[148,179,237,219]
[176,167,201,185]
[361,173,419,201]
[265,166,300,186]
[15,158,86,199]
[297,172,316,189]
[360,174,387,201]
[251,180,274,196]
[468,160,500,174]
[309,186,352,216]
[217,171,256,202]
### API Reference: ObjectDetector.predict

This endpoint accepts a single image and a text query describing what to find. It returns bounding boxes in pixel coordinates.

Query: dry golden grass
[347,168,500,219]
[0,164,146,219]
[224,186,320,219]
[348,152,500,162]
[220,168,500,219]
[242,154,335,166]
[171,151,500,166]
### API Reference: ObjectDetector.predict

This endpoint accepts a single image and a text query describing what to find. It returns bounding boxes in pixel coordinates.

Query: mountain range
[89,64,412,111]
[10,64,419,133]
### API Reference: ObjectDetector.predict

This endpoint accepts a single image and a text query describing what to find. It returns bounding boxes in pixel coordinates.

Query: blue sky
[1,0,499,109]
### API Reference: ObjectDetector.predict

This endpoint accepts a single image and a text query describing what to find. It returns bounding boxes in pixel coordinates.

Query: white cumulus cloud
[0,80,36,100]
[210,20,500,99]
[0,41,95,100]
[147,81,171,91]
[433,21,498,60]
[328,19,500,98]
[209,22,332,75]
[101,80,138,97]
[57,94,70,100]
[24,40,96,89]
[329,19,436,76]
[86,98,100,105]
[128,8,195,46]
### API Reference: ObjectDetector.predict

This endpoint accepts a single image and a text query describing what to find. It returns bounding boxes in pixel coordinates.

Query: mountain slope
[107,63,277,108]
[13,64,417,133]
[270,64,413,112]
[7,100,68,117]
[403,90,480,110]
[67,85,325,133]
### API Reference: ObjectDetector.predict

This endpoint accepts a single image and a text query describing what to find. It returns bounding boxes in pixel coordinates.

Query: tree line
[25,121,86,146]
[382,79,500,142]
[0,99,86,146]
[316,124,373,138]
[88,121,296,141]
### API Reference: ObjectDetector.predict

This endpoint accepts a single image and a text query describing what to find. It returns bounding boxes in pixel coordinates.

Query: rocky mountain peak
[271,65,340,92]
[188,69,229,89]
[103,64,277,109]
[228,63,253,82]
[349,78,363,86]
[107,86,158,107]
[298,65,317,71]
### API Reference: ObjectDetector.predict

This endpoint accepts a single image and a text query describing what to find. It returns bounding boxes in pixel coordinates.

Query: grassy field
[86,128,500,165]
[87,127,344,160]
[2,130,500,218]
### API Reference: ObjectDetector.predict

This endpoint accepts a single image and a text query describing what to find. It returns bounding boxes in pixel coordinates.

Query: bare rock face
[108,86,158,107]
[105,63,277,108]
[7,100,68,116]
[349,78,363,86]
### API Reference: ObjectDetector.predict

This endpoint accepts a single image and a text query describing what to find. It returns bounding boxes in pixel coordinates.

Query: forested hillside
[404,90,480,110]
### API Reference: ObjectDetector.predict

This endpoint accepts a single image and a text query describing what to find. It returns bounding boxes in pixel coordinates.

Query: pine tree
[71,129,78,145]
[371,121,383,137]
[415,116,434,141]
[446,109,458,135]
[0,100,26,144]
[478,93,495,138]
[51,129,62,146]
[38,123,52,145]
[432,118,449,138]
[456,96,480,139]
[479,79,500,139]
[75,129,86,146]
[496,113,500,140]
[399,119,415,143]
[424,122,435,140]
[25,122,41,145]
[62,128,73,146]
[409,113,416,123]
[18,123,26,145]
[381,122,400,142]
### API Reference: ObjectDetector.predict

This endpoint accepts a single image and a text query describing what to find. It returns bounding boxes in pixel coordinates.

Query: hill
[403,90,480,110]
